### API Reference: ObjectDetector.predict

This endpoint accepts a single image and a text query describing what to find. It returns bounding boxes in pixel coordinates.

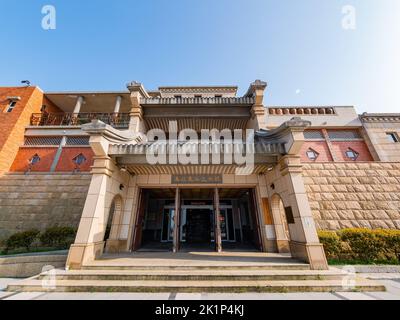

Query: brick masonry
[303,162,400,230]
[0,173,92,241]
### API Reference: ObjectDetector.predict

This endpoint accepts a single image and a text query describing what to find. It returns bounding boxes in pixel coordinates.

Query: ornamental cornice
[360,114,400,123]
[159,87,238,94]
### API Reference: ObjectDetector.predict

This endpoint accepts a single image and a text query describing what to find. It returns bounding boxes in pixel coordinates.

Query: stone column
[127,81,147,133]
[172,188,181,253]
[278,155,328,270]
[73,96,84,114]
[66,156,114,270]
[114,96,122,114]
[214,188,222,253]
[247,80,267,130]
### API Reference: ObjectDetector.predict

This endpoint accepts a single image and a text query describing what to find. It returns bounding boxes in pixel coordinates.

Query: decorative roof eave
[108,141,286,157]
[256,117,311,155]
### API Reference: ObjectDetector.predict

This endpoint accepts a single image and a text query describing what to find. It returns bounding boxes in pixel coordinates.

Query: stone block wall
[0,173,91,241]
[303,162,400,230]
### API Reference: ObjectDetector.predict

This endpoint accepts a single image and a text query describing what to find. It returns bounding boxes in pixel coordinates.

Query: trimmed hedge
[39,227,76,249]
[5,229,40,253]
[2,226,77,255]
[318,228,400,263]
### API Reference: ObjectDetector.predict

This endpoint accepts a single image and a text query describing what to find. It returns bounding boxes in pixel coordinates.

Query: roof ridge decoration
[158,86,238,94]
[140,96,255,105]
[361,113,400,122]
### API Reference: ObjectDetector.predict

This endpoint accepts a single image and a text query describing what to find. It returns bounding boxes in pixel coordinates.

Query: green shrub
[5,229,40,253]
[317,231,342,259]
[39,226,76,249]
[379,229,400,261]
[338,228,386,262]
[318,228,400,264]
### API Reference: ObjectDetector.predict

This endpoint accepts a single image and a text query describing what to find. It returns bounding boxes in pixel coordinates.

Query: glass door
[161,208,175,242]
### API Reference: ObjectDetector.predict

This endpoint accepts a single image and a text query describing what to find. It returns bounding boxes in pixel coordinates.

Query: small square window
[345,148,359,161]
[386,132,399,143]
[73,153,87,166]
[29,154,41,165]
[306,149,319,161]
[6,101,17,113]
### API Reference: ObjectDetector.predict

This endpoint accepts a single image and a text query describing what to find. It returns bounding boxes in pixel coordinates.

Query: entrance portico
[65,81,328,271]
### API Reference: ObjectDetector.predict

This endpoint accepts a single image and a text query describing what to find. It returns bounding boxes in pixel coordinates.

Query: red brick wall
[10,147,58,172]
[0,87,47,173]
[331,141,373,162]
[55,147,94,172]
[300,141,333,163]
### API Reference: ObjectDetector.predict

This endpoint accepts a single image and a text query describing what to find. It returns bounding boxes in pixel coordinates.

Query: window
[174,95,182,99]
[345,148,359,161]
[194,95,202,99]
[327,130,362,141]
[66,136,90,146]
[24,137,62,146]
[304,130,324,140]
[6,101,17,113]
[73,153,87,166]
[306,148,319,161]
[386,132,399,143]
[29,154,41,165]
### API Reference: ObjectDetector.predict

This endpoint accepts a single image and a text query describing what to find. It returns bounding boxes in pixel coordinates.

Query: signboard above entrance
[172,174,223,184]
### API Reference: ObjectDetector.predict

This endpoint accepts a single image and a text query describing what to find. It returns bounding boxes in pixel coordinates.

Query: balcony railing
[30,113,130,129]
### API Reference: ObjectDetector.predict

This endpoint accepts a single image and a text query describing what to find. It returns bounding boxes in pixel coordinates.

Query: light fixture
[120,166,127,172]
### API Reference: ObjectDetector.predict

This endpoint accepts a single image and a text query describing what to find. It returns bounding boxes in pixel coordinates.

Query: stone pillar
[73,96,84,114]
[114,96,122,114]
[66,156,114,270]
[278,155,328,270]
[247,80,267,130]
[214,188,222,253]
[127,81,147,133]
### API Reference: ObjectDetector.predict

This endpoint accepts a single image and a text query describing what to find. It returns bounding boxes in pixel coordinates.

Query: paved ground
[1,274,400,300]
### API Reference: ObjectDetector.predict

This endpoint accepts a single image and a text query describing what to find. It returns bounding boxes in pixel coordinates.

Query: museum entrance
[132,188,263,253]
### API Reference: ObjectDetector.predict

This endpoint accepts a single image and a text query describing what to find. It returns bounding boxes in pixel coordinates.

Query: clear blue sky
[0,0,399,113]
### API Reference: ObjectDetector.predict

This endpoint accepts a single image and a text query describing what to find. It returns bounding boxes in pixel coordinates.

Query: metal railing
[30,113,130,129]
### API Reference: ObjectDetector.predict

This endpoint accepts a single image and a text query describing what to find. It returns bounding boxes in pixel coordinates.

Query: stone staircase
[6,253,385,293]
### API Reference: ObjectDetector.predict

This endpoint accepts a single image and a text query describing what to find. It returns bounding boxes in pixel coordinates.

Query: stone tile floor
[1,275,400,300]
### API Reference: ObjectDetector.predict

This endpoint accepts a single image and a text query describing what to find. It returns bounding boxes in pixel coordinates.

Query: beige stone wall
[303,162,400,230]
[0,173,91,241]
[362,121,400,162]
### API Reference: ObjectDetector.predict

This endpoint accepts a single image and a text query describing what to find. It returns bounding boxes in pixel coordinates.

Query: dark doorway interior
[186,209,212,244]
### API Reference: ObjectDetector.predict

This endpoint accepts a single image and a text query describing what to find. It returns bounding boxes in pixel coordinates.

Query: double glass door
[161,205,235,243]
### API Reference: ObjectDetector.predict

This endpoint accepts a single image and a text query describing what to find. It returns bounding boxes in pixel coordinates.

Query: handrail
[30,113,130,129]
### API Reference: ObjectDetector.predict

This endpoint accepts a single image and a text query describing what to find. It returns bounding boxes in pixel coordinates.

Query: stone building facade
[0,80,399,271]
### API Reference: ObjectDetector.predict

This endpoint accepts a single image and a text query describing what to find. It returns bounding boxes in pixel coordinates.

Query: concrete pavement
[1,274,400,300]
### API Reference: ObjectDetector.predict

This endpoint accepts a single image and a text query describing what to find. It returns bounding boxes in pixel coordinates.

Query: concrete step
[37,268,345,281]
[7,278,385,293]
[82,263,311,271]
